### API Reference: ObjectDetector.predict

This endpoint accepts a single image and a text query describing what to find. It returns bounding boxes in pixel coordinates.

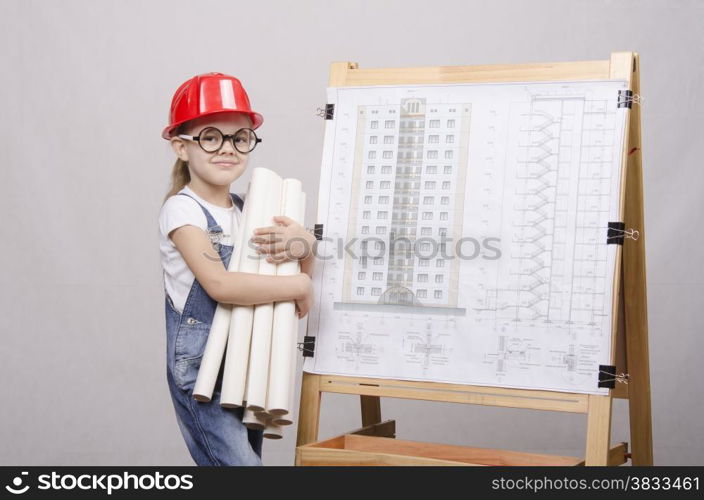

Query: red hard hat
[162,72,263,139]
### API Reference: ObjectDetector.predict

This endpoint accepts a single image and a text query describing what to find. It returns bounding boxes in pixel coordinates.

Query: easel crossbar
[318,375,589,413]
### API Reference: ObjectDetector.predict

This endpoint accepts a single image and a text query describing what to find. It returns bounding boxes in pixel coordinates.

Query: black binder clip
[316,104,335,120]
[306,224,323,241]
[617,90,643,109]
[607,222,640,245]
[297,336,316,358]
[599,364,629,388]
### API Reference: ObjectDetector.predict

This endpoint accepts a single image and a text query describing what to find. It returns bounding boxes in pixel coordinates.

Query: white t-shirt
[158,185,244,314]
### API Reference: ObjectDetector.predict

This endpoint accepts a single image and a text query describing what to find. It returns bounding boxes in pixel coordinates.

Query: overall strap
[231,193,244,211]
[177,192,219,229]
[177,192,243,225]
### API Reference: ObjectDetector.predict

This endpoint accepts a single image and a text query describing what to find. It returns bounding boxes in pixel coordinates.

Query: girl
[158,72,316,466]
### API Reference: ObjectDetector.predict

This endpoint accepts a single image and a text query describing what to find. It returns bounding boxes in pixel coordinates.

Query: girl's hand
[251,215,317,264]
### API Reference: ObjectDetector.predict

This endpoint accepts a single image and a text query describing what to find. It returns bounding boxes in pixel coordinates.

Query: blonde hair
[163,158,190,203]
[163,124,190,203]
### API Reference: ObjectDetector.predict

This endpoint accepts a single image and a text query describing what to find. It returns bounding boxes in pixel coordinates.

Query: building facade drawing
[341,98,471,309]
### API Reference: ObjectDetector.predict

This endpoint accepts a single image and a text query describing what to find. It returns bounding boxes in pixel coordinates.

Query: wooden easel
[295,52,652,466]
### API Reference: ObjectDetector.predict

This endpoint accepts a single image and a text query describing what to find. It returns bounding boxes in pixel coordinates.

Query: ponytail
[163,124,191,203]
[163,158,190,202]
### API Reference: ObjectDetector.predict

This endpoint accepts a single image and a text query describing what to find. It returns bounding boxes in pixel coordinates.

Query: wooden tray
[296,433,584,466]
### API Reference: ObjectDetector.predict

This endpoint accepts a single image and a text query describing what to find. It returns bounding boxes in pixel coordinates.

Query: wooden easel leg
[296,372,322,447]
[626,362,653,465]
[585,394,613,466]
[360,395,382,427]
[622,52,654,466]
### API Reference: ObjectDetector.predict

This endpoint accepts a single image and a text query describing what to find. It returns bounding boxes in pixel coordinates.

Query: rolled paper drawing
[245,175,283,412]
[254,409,271,419]
[263,419,283,440]
[271,413,294,426]
[221,168,282,408]
[268,316,299,426]
[266,183,305,417]
[242,407,266,431]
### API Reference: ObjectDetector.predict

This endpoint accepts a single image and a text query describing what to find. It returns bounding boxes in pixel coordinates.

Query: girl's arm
[170,225,312,309]
[299,250,315,279]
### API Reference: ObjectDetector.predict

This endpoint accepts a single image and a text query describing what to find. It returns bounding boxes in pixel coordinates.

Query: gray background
[0,0,701,465]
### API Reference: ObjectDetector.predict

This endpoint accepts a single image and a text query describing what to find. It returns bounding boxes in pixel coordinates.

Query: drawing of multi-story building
[339,98,471,310]
[477,95,617,330]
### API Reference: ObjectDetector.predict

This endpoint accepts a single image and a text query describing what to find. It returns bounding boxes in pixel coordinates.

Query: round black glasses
[178,127,262,154]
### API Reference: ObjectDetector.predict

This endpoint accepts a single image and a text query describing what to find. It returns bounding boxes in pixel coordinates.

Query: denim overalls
[164,191,264,466]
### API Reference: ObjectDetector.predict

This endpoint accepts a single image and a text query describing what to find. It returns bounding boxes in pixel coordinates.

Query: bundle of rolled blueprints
[192,167,306,439]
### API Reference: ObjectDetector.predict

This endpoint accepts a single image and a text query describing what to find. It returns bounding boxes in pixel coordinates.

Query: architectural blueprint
[303,79,629,395]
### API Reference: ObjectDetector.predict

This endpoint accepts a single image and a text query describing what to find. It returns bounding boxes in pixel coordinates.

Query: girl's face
[170,112,253,187]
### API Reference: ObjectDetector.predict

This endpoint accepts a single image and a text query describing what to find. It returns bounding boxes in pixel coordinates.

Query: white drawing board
[304,79,629,395]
